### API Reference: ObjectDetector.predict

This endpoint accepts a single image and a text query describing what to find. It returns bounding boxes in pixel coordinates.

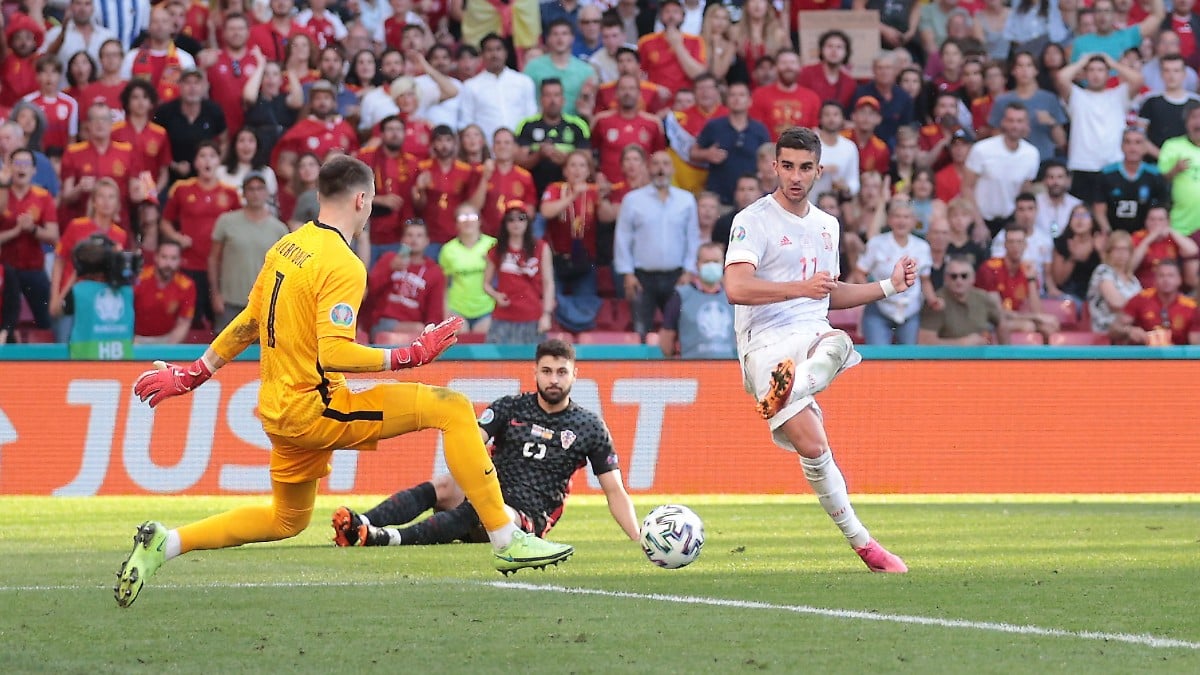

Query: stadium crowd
[2,0,1200,352]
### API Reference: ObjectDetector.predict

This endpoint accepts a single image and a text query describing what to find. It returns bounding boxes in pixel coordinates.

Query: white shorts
[739,322,862,451]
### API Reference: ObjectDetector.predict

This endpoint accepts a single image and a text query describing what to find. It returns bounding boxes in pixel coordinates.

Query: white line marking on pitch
[488,581,1200,651]
[4,578,1196,651]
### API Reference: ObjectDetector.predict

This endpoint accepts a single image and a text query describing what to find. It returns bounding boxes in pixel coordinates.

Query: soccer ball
[640,504,705,569]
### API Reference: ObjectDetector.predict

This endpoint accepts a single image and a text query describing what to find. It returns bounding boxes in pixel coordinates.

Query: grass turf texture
[1,495,1198,674]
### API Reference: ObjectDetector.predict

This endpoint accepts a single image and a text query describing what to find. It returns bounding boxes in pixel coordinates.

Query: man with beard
[153,67,227,184]
[120,5,197,104]
[272,80,358,185]
[723,126,914,573]
[592,74,666,184]
[357,114,419,264]
[636,0,706,96]
[331,338,640,548]
[202,13,255,142]
[748,49,821,142]
[414,125,486,251]
[43,0,117,70]
[516,78,591,196]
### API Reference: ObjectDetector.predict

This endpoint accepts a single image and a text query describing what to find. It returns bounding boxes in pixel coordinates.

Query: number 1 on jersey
[799,256,818,279]
[267,271,285,347]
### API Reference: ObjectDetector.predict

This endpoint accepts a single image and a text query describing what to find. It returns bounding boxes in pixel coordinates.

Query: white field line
[485,581,1200,651]
[2,578,1197,651]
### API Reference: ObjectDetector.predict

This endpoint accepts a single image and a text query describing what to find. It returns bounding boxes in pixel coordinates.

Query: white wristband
[880,279,897,298]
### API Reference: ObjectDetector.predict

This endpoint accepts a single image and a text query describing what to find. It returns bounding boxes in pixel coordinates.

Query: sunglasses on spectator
[947,272,971,280]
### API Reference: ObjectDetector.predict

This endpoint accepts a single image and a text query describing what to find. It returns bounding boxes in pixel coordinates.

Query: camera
[72,234,143,287]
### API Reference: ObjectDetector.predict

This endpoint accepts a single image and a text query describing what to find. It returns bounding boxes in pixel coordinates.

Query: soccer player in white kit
[724,127,914,573]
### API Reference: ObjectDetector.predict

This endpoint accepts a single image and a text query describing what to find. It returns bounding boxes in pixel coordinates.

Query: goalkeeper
[332,339,641,549]
[115,156,573,609]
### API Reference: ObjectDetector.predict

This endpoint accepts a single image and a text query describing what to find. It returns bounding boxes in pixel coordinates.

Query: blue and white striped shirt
[96,0,151,52]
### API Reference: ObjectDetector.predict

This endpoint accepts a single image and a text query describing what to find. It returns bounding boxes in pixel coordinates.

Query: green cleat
[114,521,168,608]
[493,530,574,576]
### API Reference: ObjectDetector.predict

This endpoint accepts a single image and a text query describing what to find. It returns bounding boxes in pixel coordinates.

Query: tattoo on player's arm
[231,318,259,344]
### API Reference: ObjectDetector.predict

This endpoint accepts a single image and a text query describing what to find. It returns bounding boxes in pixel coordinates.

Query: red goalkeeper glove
[389,316,463,370]
[133,358,214,408]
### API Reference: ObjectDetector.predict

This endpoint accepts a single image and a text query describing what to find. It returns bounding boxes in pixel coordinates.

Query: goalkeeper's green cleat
[493,530,574,575]
[114,521,168,608]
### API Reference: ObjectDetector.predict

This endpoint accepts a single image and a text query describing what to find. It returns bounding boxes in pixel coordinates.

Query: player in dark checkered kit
[332,339,641,548]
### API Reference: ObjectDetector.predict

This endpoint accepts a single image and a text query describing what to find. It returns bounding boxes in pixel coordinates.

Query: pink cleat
[855,539,908,573]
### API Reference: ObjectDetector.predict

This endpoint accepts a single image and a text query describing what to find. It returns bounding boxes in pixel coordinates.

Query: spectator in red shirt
[202,12,256,137]
[592,74,666,184]
[413,124,485,251]
[64,51,97,103]
[749,50,822,141]
[60,102,143,227]
[595,48,670,114]
[113,80,172,196]
[918,91,971,170]
[133,239,195,344]
[481,128,537,238]
[797,29,858,113]
[541,149,602,331]
[637,0,707,96]
[1110,259,1200,345]
[75,39,128,122]
[0,147,58,334]
[976,225,1061,341]
[935,129,973,203]
[484,200,555,344]
[121,5,197,104]
[160,140,240,329]
[247,0,313,63]
[842,96,892,175]
[272,79,358,185]
[1130,205,1199,287]
[51,177,128,338]
[357,114,419,265]
[364,219,446,342]
[0,12,46,108]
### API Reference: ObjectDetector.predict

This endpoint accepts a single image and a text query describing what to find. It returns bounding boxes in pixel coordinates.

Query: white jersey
[725,194,841,353]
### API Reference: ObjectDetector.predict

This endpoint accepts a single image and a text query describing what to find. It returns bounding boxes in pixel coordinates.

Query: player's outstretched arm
[598,470,641,542]
[723,262,838,306]
[829,256,918,310]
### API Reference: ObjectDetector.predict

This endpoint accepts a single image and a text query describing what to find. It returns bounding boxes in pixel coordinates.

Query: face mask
[698,261,723,285]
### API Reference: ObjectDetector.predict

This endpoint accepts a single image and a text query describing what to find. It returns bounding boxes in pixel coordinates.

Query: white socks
[798,332,853,397]
[487,522,519,550]
[165,529,182,560]
[379,527,402,546]
[800,452,870,549]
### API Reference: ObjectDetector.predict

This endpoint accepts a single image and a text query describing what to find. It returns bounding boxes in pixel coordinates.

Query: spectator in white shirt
[812,100,860,201]
[459,33,537,144]
[962,100,1040,237]
[414,44,462,130]
[851,197,938,345]
[42,0,118,72]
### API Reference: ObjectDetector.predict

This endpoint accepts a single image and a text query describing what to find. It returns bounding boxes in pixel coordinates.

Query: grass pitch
[1,495,1198,674]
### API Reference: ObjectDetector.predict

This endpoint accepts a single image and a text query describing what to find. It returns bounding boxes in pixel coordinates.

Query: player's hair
[536,338,576,363]
[120,79,159,112]
[317,154,374,198]
[775,127,822,161]
[817,29,851,65]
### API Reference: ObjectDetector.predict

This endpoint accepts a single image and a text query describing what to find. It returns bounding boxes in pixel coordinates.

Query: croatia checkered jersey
[724,194,841,348]
[477,393,619,523]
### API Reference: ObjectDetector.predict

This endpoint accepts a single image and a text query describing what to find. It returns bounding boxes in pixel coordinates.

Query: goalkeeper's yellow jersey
[213,221,376,438]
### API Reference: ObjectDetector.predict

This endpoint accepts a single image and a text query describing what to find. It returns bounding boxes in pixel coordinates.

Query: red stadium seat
[1042,298,1082,330]
[1048,331,1110,346]
[576,331,642,345]
[18,328,55,343]
[185,329,213,344]
[828,305,864,343]
[594,298,632,332]
[1007,330,1045,345]
[456,332,487,344]
[595,266,616,298]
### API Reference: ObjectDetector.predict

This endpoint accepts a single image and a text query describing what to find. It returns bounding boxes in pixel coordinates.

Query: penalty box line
[488,581,1200,651]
